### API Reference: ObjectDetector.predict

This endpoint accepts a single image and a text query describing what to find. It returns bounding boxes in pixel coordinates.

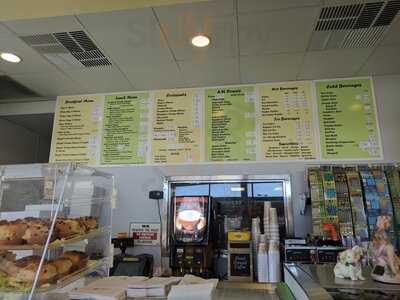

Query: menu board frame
[49,76,383,166]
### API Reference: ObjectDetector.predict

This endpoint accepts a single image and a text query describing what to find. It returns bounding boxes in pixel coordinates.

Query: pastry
[0,220,27,245]
[59,251,88,271]
[22,219,51,245]
[9,256,57,287]
[51,257,73,277]
[55,218,86,238]
[0,250,16,262]
[77,217,98,232]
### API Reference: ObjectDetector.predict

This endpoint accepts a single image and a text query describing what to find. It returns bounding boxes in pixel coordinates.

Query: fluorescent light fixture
[191,35,210,47]
[231,187,245,192]
[0,52,21,63]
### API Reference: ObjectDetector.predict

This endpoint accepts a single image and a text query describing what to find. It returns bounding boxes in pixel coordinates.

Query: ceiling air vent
[20,30,112,69]
[310,0,400,50]
[316,3,363,30]
[374,0,400,25]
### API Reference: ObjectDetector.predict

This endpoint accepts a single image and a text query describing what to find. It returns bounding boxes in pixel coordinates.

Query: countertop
[284,263,400,300]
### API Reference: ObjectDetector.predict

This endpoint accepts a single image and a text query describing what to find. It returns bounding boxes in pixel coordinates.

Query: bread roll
[55,219,86,238]
[77,217,98,232]
[22,219,51,245]
[51,257,73,277]
[59,251,88,271]
[0,220,27,245]
[11,256,57,287]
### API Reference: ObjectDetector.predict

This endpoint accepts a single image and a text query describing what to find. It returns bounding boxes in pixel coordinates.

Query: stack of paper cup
[252,217,260,233]
[269,207,280,240]
[251,217,261,279]
[251,217,261,246]
[268,240,281,282]
[257,242,269,283]
[263,202,271,238]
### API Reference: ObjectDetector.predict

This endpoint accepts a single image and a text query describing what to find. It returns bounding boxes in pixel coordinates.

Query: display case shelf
[0,227,111,251]
[37,259,108,293]
[0,258,108,295]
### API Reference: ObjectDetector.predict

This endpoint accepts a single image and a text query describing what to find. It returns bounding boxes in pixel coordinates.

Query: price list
[259,82,316,160]
[101,92,150,164]
[205,86,256,161]
[49,95,103,164]
[316,78,381,159]
[151,89,202,163]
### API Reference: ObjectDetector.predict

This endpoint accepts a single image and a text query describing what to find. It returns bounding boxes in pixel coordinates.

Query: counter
[284,263,400,299]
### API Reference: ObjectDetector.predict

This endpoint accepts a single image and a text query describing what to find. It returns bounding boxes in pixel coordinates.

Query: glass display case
[0,163,114,300]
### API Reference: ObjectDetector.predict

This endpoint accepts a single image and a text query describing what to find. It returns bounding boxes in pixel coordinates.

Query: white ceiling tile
[121,61,185,90]
[238,0,322,13]
[62,68,134,94]
[77,9,175,68]
[380,17,400,47]
[155,0,236,61]
[178,57,239,87]
[298,48,373,80]
[156,12,237,61]
[11,72,86,96]
[155,0,234,18]
[240,52,304,83]
[358,46,400,76]
[4,16,82,35]
[0,35,59,74]
[239,7,320,55]
[0,23,13,38]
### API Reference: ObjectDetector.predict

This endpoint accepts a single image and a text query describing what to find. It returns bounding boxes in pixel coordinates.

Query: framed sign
[129,222,160,246]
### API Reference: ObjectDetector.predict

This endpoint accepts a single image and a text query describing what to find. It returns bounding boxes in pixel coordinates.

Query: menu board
[49,95,103,164]
[151,89,202,163]
[259,82,316,160]
[101,92,150,164]
[316,78,381,159]
[205,86,256,161]
[229,253,251,277]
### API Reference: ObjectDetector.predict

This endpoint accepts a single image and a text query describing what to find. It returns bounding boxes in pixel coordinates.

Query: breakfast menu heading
[49,77,383,165]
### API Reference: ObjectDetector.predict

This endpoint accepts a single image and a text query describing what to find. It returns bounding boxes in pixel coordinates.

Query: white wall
[94,74,400,267]
[0,118,50,164]
[0,119,45,164]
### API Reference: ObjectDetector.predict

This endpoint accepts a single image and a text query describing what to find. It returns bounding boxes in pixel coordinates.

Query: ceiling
[0,0,399,100]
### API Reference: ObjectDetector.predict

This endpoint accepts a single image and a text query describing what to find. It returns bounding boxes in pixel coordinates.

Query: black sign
[230,253,251,277]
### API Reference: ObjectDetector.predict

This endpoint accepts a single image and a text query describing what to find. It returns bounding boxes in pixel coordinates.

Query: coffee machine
[169,196,213,276]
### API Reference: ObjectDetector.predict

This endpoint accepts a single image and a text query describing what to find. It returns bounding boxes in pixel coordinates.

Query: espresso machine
[169,196,213,277]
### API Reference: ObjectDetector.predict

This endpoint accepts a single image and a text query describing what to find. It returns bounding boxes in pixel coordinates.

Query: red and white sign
[129,222,160,246]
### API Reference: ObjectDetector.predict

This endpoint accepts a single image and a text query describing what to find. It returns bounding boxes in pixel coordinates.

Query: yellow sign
[228,231,251,241]
[151,89,202,163]
[259,82,317,160]
[49,95,103,164]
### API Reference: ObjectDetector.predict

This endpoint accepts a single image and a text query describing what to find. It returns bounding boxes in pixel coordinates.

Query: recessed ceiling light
[191,35,210,47]
[0,52,21,63]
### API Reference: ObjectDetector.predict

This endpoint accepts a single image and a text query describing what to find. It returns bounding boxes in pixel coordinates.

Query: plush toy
[370,215,400,284]
[334,245,365,280]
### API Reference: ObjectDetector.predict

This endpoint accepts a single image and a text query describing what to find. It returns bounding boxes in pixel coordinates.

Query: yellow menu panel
[49,95,103,164]
[151,89,202,163]
[259,82,317,160]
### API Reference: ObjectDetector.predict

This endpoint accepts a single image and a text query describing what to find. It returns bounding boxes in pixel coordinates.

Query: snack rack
[0,163,114,300]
